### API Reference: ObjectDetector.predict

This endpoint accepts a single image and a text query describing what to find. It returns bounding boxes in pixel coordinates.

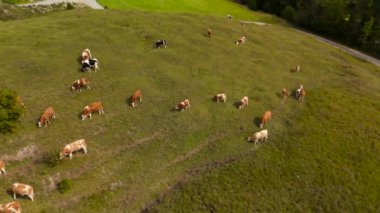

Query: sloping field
[0,8,379,212]
[97,0,276,21]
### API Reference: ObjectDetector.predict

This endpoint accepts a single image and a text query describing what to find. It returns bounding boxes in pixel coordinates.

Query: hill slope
[0,9,379,212]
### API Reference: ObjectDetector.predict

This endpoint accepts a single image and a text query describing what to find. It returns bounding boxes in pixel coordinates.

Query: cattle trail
[142,148,258,212]
[168,138,215,167]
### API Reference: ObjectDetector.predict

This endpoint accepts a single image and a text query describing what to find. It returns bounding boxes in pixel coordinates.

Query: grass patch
[57,179,73,194]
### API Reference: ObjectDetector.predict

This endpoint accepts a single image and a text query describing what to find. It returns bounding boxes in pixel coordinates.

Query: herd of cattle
[0,18,307,212]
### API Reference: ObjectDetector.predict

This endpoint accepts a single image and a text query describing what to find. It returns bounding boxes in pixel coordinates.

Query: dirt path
[20,0,103,9]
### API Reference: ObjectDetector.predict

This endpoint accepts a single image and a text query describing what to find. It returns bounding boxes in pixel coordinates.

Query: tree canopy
[241,0,380,57]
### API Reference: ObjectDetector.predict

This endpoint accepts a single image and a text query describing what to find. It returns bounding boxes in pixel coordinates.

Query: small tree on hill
[0,88,23,134]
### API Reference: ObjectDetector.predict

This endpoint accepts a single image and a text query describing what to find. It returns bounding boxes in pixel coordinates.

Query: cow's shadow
[76,56,83,64]
[253,117,261,128]
[126,97,132,107]
[6,188,31,201]
[291,89,299,100]
[77,112,84,120]
[233,101,242,109]
[276,92,283,98]
[203,33,211,38]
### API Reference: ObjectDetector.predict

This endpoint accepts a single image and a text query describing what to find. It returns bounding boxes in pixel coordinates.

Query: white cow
[214,93,227,103]
[247,129,268,145]
[60,139,88,160]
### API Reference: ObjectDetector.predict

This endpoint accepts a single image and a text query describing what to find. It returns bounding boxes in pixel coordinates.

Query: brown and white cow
[238,96,248,110]
[81,102,104,120]
[0,160,5,175]
[12,183,34,201]
[260,111,272,128]
[38,107,55,128]
[60,139,87,160]
[81,48,92,61]
[214,93,227,103]
[247,129,268,145]
[71,78,90,92]
[236,36,246,45]
[282,88,289,99]
[0,201,22,213]
[298,89,306,101]
[175,99,190,112]
[130,90,142,107]
[295,85,304,98]
[207,28,212,37]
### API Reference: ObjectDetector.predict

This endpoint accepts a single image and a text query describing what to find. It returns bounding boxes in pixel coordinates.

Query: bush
[66,2,74,10]
[58,179,72,194]
[42,150,61,167]
[0,88,23,134]
[281,5,295,21]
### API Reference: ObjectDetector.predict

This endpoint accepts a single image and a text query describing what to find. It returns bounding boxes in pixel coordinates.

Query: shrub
[58,179,72,194]
[281,5,295,22]
[42,150,61,167]
[0,88,23,134]
[66,2,74,10]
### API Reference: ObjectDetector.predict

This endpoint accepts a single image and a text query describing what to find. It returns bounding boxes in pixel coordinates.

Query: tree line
[240,0,380,57]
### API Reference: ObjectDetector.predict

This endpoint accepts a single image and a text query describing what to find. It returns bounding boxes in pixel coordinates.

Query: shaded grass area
[0,8,379,212]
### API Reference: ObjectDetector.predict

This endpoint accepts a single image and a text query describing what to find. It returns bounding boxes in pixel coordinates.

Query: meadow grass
[97,0,278,22]
[0,8,379,212]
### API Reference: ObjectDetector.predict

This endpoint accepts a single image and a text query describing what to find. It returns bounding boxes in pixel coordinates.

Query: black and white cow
[82,58,99,72]
[155,40,167,48]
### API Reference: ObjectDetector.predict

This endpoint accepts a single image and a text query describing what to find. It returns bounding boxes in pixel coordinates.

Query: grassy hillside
[97,0,276,22]
[0,8,379,212]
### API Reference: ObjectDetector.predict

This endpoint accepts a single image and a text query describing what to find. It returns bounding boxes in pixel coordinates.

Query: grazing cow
[295,85,304,98]
[60,139,87,160]
[247,129,268,145]
[11,183,34,201]
[298,89,306,101]
[81,48,92,61]
[38,107,55,128]
[130,90,142,108]
[81,58,99,72]
[81,101,104,120]
[236,36,245,45]
[71,78,90,92]
[238,96,248,110]
[0,160,5,175]
[282,88,289,99]
[207,29,212,37]
[155,40,167,48]
[0,201,22,213]
[214,93,227,103]
[296,64,301,72]
[175,99,190,112]
[260,111,272,129]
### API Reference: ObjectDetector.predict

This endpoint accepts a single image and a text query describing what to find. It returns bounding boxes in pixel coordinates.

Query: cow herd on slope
[0,15,307,212]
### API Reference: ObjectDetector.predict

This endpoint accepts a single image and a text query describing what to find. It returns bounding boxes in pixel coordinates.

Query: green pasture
[97,0,276,22]
[0,8,379,212]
